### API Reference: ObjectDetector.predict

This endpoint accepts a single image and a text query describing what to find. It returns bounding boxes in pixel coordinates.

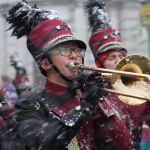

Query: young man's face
[47,42,84,82]
[103,51,125,69]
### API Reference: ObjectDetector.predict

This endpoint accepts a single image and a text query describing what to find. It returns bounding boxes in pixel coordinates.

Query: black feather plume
[6,0,61,39]
[84,0,112,34]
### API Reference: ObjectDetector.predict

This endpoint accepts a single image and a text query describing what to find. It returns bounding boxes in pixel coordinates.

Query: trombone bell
[115,63,143,86]
[112,55,150,105]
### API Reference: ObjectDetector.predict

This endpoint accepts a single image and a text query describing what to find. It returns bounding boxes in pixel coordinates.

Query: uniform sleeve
[15,95,93,150]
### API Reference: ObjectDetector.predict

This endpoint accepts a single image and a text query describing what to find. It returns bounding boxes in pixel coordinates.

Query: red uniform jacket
[106,93,150,149]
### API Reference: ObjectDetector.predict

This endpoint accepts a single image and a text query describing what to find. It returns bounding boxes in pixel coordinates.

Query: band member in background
[6,0,132,149]
[85,0,150,149]
[10,52,32,97]
[0,55,27,150]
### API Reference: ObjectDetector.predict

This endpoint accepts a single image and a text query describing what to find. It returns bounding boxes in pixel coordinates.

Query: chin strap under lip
[44,49,72,82]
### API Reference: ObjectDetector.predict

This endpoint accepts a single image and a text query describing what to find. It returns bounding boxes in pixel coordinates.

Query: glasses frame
[56,47,86,57]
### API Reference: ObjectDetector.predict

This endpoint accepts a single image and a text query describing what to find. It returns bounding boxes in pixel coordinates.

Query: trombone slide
[100,88,149,101]
[77,64,150,82]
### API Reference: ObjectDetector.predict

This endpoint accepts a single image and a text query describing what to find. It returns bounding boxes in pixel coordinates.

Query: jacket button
[76,105,81,110]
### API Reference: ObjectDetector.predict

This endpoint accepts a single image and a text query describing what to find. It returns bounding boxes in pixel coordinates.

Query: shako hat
[84,0,127,61]
[7,0,86,77]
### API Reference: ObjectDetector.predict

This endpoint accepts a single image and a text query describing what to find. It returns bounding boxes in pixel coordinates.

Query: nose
[69,50,77,60]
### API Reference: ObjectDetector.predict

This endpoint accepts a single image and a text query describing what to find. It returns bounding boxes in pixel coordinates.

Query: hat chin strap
[95,53,105,68]
[45,51,72,82]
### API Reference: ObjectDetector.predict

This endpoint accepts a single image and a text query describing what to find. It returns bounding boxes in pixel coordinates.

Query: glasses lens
[58,47,85,57]
[75,48,85,57]
[59,47,71,56]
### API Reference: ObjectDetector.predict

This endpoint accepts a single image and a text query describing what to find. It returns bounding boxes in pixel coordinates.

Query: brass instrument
[69,55,150,105]
[112,55,150,105]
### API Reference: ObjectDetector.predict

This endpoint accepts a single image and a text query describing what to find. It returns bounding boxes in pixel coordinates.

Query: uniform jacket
[14,80,132,150]
[106,93,150,149]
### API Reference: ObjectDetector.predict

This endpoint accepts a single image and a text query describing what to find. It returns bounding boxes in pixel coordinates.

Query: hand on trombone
[76,70,110,112]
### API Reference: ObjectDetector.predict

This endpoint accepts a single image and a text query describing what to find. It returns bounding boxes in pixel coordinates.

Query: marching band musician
[0,55,29,150]
[6,0,132,149]
[85,0,150,149]
[10,52,32,98]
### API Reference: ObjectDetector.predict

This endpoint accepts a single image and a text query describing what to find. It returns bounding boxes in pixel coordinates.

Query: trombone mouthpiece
[69,62,79,72]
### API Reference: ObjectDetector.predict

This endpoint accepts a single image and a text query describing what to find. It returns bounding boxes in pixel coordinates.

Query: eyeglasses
[56,47,86,57]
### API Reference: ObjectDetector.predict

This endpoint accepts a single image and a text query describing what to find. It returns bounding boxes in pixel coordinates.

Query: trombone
[69,55,150,104]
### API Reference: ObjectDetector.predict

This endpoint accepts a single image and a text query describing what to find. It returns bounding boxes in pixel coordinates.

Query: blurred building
[0,0,148,89]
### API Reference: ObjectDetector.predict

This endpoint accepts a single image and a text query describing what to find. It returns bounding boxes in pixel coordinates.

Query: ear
[41,59,51,70]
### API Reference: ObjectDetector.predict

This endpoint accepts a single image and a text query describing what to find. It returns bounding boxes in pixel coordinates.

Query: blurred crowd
[0,52,32,149]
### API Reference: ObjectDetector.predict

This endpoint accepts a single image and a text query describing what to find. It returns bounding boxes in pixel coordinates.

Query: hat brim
[97,44,127,55]
[46,36,86,52]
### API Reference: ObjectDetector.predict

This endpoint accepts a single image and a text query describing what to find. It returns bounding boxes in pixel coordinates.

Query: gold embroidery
[49,34,77,44]
[68,136,80,150]
[98,42,122,52]
[113,107,122,119]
